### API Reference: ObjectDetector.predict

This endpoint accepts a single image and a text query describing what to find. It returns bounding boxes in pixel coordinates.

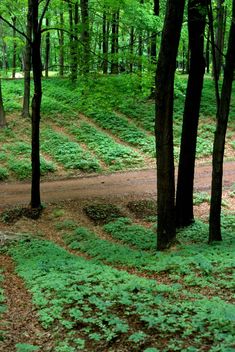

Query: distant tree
[111,10,119,74]
[45,16,50,78]
[176,0,207,227]
[209,0,235,242]
[81,0,90,74]
[0,79,6,128]
[213,0,226,79]
[12,15,17,78]
[155,0,185,250]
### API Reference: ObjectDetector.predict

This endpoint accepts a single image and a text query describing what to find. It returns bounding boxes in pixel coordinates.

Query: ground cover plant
[0,271,6,342]
[41,127,101,173]
[68,122,145,170]
[5,233,235,352]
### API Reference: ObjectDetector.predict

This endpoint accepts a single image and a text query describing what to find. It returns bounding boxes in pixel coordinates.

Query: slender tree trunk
[58,7,64,77]
[102,12,108,74]
[155,0,185,250]
[0,79,6,128]
[206,26,210,73]
[214,0,225,79]
[45,17,50,78]
[111,11,119,74]
[150,0,160,66]
[129,26,134,73]
[68,2,78,82]
[12,16,17,78]
[31,0,51,209]
[209,0,235,242]
[81,0,90,74]
[22,0,32,118]
[176,0,206,227]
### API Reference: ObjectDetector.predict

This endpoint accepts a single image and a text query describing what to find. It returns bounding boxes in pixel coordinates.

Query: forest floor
[0,162,235,351]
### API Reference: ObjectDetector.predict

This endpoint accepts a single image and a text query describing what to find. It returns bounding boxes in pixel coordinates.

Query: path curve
[1,161,235,208]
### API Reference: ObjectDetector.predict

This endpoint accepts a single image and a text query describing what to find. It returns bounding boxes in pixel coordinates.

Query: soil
[1,161,235,209]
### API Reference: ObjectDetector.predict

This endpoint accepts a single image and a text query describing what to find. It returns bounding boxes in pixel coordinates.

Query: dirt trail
[1,161,235,208]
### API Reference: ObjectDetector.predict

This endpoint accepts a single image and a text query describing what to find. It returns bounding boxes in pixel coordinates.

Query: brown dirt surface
[1,161,234,209]
[0,255,54,352]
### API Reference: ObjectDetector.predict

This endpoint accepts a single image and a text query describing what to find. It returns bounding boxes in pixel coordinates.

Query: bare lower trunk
[0,79,6,128]
[209,0,235,242]
[155,0,185,250]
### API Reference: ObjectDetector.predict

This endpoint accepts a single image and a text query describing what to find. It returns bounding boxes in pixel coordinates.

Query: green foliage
[193,192,210,205]
[15,343,40,352]
[0,166,9,180]
[69,122,144,170]
[41,127,101,173]
[104,217,156,250]
[7,238,235,351]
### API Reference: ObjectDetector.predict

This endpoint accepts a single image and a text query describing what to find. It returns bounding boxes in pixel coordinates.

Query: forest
[0,0,234,351]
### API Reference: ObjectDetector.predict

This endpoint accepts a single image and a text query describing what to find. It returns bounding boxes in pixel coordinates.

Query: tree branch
[0,15,30,42]
[38,0,51,31]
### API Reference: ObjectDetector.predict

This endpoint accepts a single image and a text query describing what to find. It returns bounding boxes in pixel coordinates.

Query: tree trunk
[129,26,134,73]
[0,79,6,128]
[58,8,64,77]
[150,0,160,66]
[206,26,210,73]
[111,11,119,74]
[176,0,206,228]
[214,0,225,79]
[68,2,78,82]
[12,16,17,78]
[155,0,185,250]
[81,0,90,74]
[102,12,108,74]
[45,17,50,78]
[22,0,32,119]
[209,0,235,242]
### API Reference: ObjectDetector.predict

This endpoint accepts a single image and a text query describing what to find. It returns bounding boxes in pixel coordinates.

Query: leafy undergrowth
[6,233,235,352]
[0,271,6,342]
[1,74,234,181]
[83,203,125,225]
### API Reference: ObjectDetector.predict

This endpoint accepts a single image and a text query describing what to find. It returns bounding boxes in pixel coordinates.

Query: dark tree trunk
[12,16,17,78]
[111,11,119,74]
[150,0,160,66]
[209,0,235,242]
[22,0,32,118]
[129,26,134,73]
[214,0,225,79]
[68,2,78,82]
[102,12,108,74]
[81,0,90,74]
[138,31,143,73]
[58,8,64,77]
[206,26,210,73]
[0,79,6,128]
[155,0,185,250]
[176,0,206,228]
[30,0,51,209]
[45,17,50,78]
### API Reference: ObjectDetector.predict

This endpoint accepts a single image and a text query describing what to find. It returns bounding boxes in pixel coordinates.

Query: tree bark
[58,8,64,77]
[102,12,108,74]
[129,26,134,73]
[81,0,90,74]
[214,0,225,79]
[209,0,235,242]
[45,17,50,78]
[68,2,78,82]
[0,78,6,128]
[176,0,206,227]
[12,16,17,79]
[111,11,119,74]
[22,0,32,119]
[155,0,185,250]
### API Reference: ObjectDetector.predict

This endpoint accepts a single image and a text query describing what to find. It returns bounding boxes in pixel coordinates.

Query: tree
[214,0,226,79]
[81,0,90,74]
[30,0,51,209]
[176,0,207,227]
[209,0,235,242]
[0,78,6,128]
[155,0,185,250]
[22,0,32,118]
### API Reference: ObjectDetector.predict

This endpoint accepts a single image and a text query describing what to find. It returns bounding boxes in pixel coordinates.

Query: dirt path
[1,161,235,208]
